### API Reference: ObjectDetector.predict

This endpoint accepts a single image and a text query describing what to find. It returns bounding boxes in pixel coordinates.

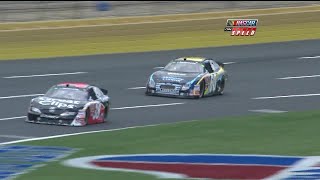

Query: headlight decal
[30,107,41,114]
[181,82,191,91]
[60,111,77,116]
[187,73,204,89]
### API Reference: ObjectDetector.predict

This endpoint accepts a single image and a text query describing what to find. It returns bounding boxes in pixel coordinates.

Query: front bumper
[26,111,86,126]
[145,85,200,99]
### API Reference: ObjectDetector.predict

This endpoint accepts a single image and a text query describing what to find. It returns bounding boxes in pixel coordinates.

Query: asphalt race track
[0,39,319,143]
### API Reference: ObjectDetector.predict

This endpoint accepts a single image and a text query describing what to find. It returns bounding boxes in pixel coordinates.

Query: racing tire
[195,81,205,99]
[85,109,90,125]
[215,78,225,95]
[145,91,150,96]
[103,106,109,122]
[145,88,151,96]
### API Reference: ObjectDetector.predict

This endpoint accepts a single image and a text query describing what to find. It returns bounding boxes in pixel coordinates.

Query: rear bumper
[26,111,86,126]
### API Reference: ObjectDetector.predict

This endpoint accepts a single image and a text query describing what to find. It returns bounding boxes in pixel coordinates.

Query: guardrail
[0,1,320,22]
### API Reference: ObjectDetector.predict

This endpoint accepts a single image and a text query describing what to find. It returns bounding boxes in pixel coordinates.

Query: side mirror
[88,88,98,100]
[216,61,225,68]
[100,88,108,95]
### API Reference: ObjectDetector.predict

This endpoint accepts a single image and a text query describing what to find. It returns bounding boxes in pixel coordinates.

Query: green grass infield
[11,109,320,180]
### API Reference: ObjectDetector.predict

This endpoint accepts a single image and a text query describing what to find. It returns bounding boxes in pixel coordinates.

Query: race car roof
[176,57,207,62]
[57,82,90,89]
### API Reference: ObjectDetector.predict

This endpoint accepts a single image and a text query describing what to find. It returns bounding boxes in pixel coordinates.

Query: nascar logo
[62,154,320,179]
[224,19,258,36]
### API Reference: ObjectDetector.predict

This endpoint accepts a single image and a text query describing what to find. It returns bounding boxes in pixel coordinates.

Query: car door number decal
[209,74,216,93]
[92,103,102,120]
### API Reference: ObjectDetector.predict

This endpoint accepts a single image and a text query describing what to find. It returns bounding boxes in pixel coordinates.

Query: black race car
[26,82,110,126]
[145,57,228,98]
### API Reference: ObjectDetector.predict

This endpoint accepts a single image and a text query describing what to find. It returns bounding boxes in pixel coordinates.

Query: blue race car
[145,57,228,98]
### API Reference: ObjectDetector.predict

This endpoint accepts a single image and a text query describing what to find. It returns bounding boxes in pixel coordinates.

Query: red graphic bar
[92,161,286,179]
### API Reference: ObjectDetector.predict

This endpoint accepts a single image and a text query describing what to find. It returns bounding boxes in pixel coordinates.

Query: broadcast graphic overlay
[224,19,258,36]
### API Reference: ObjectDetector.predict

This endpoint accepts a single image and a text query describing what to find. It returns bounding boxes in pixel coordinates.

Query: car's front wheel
[84,109,90,125]
[145,87,152,96]
[215,78,225,95]
[103,105,109,122]
[195,81,205,99]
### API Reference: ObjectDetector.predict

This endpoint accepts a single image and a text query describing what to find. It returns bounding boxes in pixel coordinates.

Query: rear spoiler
[216,61,225,68]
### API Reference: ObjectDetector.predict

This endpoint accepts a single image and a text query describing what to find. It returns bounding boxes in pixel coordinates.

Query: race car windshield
[45,87,89,101]
[163,62,204,73]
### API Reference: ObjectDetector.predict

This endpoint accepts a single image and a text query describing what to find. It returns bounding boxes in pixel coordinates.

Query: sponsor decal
[63,154,320,179]
[0,145,76,180]
[49,107,56,113]
[224,19,258,36]
[162,76,184,83]
[194,85,200,91]
[39,97,81,104]
[40,114,59,119]
[167,72,186,76]
[38,97,81,109]
[77,111,85,118]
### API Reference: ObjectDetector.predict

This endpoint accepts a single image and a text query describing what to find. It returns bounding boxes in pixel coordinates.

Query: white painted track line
[128,87,146,90]
[0,120,200,146]
[298,56,320,59]
[0,94,44,100]
[0,116,26,121]
[0,102,186,121]
[111,102,185,110]
[249,109,288,113]
[0,135,35,140]
[277,74,320,80]
[3,72,88,79]
[223,62,236,65]
[153,67,164,69]
[253,93,320,100]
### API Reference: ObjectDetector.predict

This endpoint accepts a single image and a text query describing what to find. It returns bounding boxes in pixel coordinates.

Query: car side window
[210,61,220,72]
[203,61,214,73]
[93,87,104,99]
[88,88,98,101]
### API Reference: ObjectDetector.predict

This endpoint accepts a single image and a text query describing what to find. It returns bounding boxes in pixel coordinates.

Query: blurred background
[1,1,320,22]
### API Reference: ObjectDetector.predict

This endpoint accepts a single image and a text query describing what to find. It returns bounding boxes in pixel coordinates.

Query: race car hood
[151,70,202,85]
[30,96,87,111]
